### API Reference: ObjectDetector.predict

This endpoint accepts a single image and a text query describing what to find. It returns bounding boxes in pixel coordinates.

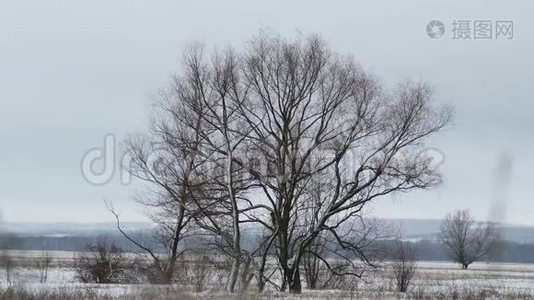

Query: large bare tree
[119,31,452,294]
[233,32,451,293]
[440,210,495,269]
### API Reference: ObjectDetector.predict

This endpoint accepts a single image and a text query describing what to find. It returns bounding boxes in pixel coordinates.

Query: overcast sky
[0,0,532,224]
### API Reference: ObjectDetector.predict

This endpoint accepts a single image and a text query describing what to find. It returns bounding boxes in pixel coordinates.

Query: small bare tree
[75,239,128,283]
[391,240,417,293]
[190,252,215,292]
[302,236,325,290]
[37,249,53,283]
[439,210,495,269]
[0,234,17,283]
[0,250,13,283]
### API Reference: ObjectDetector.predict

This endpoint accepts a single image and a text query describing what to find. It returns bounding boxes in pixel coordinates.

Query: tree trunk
[257,277,266,293]
[222,100,242,293]
[288,266,302,294]
[239,256,253,292]
[227,258,240,292]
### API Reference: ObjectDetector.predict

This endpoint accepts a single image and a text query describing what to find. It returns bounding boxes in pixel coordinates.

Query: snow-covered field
[1,251,534,299]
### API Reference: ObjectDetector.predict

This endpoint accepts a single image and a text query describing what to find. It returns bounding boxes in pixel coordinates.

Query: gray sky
[1,0,533,224]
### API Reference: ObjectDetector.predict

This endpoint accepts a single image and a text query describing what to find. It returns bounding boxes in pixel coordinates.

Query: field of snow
[1,251,534,299]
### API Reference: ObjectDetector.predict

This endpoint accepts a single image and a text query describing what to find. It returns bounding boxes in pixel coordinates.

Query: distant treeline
[1,233,534,264]
[0,233,145,253]
[382,239,534,264]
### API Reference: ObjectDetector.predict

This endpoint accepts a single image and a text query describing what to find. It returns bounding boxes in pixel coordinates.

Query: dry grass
[2,254,534,299]
[1,285,534,300]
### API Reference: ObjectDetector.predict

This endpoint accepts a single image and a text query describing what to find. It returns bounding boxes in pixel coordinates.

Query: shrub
[75,239,130,284]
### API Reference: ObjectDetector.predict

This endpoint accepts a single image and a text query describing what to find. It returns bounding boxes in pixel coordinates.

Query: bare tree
[75,239,128,284]
[0,250,12,283]
[37,249,53,283]
[125,30,452,294]
[109,75,218,283]
[391,239,417,293]
[0,234,17,283]
[302,235,325,290]
[175,46,256,292]
[439,210,495,269]
[233,32,451,293]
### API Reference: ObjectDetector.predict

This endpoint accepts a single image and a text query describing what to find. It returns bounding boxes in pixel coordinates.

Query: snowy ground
[1,251,534,299]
